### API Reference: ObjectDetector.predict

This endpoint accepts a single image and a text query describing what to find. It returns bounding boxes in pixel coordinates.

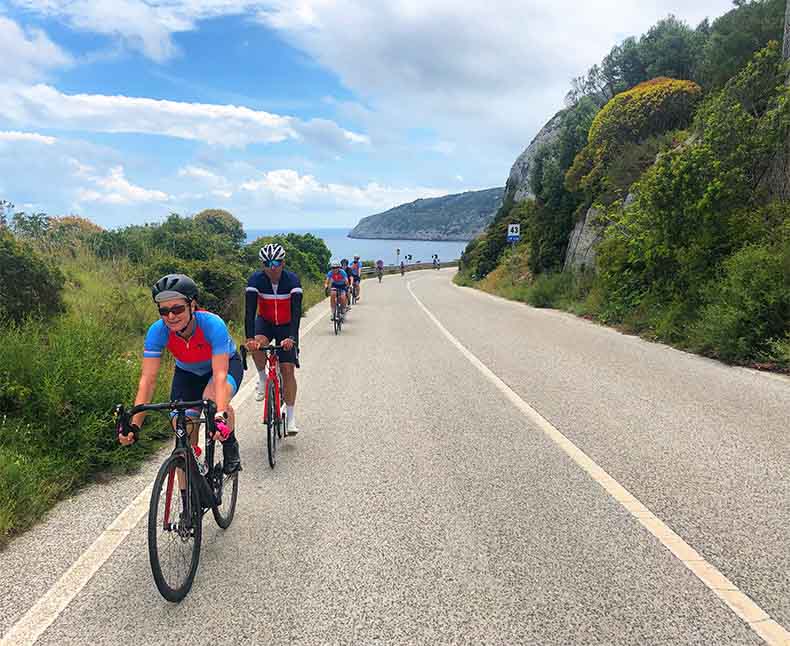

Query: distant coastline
[347,232,474,242]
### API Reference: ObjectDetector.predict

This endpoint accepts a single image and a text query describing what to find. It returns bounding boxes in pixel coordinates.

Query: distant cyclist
[121,274,243,475]
[375,259,384,282]
[433,255,440,270]
[400,260,405,276]
[324,259,349,320]
[245,243,302,435]
[349,255,362,301]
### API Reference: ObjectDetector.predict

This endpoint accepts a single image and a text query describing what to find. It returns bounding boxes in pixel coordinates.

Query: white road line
[1,485,152,646]
[407,280,790,646]
[1,298,329,646]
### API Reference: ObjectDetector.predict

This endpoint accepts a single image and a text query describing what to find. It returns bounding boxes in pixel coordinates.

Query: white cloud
[256,0,734,147]
[178,165,227,183]
[178,164,233,198]
[0,83,367,149]
[0,130,56,145]
[0,16,72,81]
[240,168,450,212]
[6,0,734,157]
[76,165,170,204]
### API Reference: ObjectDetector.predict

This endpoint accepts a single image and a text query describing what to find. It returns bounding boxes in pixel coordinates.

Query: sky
[0,0,735,229]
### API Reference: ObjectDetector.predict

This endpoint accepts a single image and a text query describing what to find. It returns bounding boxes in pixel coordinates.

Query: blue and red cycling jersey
[327,268,348,287]
[143,311,236,376]
[349,261,361,277]
[244,269,303,340]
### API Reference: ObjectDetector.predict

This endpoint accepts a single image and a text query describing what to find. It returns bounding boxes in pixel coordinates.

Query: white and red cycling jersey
[244,269,302,339]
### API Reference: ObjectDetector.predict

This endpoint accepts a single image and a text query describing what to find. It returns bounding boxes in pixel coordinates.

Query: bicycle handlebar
[113,399,218,438]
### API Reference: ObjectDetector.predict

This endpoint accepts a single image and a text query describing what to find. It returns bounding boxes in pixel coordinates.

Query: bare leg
[280,362,297,406]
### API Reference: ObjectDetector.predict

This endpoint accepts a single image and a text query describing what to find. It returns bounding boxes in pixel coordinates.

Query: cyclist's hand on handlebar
[118,423,139,446]
[281,337,295,351]
[212,413,232,441]
[245,338,259,352]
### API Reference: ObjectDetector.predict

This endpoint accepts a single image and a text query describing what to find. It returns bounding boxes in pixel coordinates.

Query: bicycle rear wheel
[210,440,238,529]
[148,453,202,602]
[266,380,277,468]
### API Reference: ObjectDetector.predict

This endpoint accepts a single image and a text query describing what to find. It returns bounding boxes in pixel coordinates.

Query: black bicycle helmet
[151,274,199,303]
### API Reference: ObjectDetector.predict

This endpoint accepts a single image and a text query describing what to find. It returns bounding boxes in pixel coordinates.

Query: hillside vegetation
[458,0,790,371]
[0,207,329,545]
[349,187,504,241]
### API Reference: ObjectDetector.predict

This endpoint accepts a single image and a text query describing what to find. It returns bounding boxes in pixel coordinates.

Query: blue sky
[0,0,734,229]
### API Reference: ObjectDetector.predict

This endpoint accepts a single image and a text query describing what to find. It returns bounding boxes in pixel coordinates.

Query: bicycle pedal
[285,430,298,436]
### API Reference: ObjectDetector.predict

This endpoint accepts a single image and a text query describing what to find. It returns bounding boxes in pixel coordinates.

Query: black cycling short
[254,316,300,367]
[170,353,244,403]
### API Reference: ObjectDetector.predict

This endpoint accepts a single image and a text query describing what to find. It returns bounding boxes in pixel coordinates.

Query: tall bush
[0,231,65,323]
[566,77,702,198]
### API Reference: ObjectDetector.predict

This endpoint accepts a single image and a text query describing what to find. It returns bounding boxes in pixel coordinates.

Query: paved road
[2,269,789,645]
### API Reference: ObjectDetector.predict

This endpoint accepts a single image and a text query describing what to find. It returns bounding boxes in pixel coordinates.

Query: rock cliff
[349,187,504,241]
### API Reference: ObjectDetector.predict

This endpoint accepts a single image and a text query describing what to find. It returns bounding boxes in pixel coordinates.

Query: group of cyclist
[119,243,303,478]
[324,255,364,321]
[118,242,438,475]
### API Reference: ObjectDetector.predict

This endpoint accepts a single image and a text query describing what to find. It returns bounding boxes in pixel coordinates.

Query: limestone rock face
[563,205,604,272]
[506,110,566,203]
[563,192,636,271]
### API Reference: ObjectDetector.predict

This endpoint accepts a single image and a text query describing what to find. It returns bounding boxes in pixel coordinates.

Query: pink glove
[214,416,231,441]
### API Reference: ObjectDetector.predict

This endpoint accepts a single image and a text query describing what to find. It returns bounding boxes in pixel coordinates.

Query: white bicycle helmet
[259,243,286,263]
[330,258,341,268]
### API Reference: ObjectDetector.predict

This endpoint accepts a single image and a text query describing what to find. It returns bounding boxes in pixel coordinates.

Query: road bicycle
[350,278,359,305]
[333,293,345,335]
[242,343,290,468]
[376,268,383,282]
[114,399,238,602]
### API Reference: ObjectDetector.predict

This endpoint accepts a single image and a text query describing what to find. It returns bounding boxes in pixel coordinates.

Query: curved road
[2,269,789,645]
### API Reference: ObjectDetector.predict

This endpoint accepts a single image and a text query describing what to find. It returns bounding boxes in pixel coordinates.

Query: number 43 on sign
[507,223,520,243]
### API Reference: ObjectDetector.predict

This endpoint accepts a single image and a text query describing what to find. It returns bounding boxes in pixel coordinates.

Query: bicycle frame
[262,348,283,424]
[116,400,221,520]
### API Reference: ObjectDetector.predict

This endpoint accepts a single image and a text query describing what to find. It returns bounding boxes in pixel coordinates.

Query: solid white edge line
[1,485,152,646]
[1,297,331,646]
[406,280,790,646]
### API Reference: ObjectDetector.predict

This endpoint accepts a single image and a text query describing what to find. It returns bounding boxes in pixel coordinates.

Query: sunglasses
[158,304,188,317]
[264,260,283,268]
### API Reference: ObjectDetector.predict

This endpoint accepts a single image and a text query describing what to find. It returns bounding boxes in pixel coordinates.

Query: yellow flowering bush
[566,77,702,195]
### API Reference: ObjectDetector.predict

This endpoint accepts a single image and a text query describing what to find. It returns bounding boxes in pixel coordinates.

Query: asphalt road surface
[2,269,789,645]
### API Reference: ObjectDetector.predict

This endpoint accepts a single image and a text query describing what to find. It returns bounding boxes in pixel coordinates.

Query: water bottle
[192,444,208,476]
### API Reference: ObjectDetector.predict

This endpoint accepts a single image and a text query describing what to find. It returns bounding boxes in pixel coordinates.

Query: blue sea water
[246,228,468,266]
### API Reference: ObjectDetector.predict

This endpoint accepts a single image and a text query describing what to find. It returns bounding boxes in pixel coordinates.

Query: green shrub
[194,209,245,247]
[0,304,171,542]
[192,260,246,321]
[0,231,65,323]
[526,272,575,308]
[696,0,786,90]
[595,44,790,337]
[566,77,702,197]
[691,242,790,361]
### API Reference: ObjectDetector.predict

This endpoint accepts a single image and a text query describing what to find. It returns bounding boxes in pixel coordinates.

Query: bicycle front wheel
[148,452,202,602]
[211,441,238,529]
[266,381,277,468]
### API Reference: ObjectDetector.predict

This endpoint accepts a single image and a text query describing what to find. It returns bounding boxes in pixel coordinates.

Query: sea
[246,227,469,265]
